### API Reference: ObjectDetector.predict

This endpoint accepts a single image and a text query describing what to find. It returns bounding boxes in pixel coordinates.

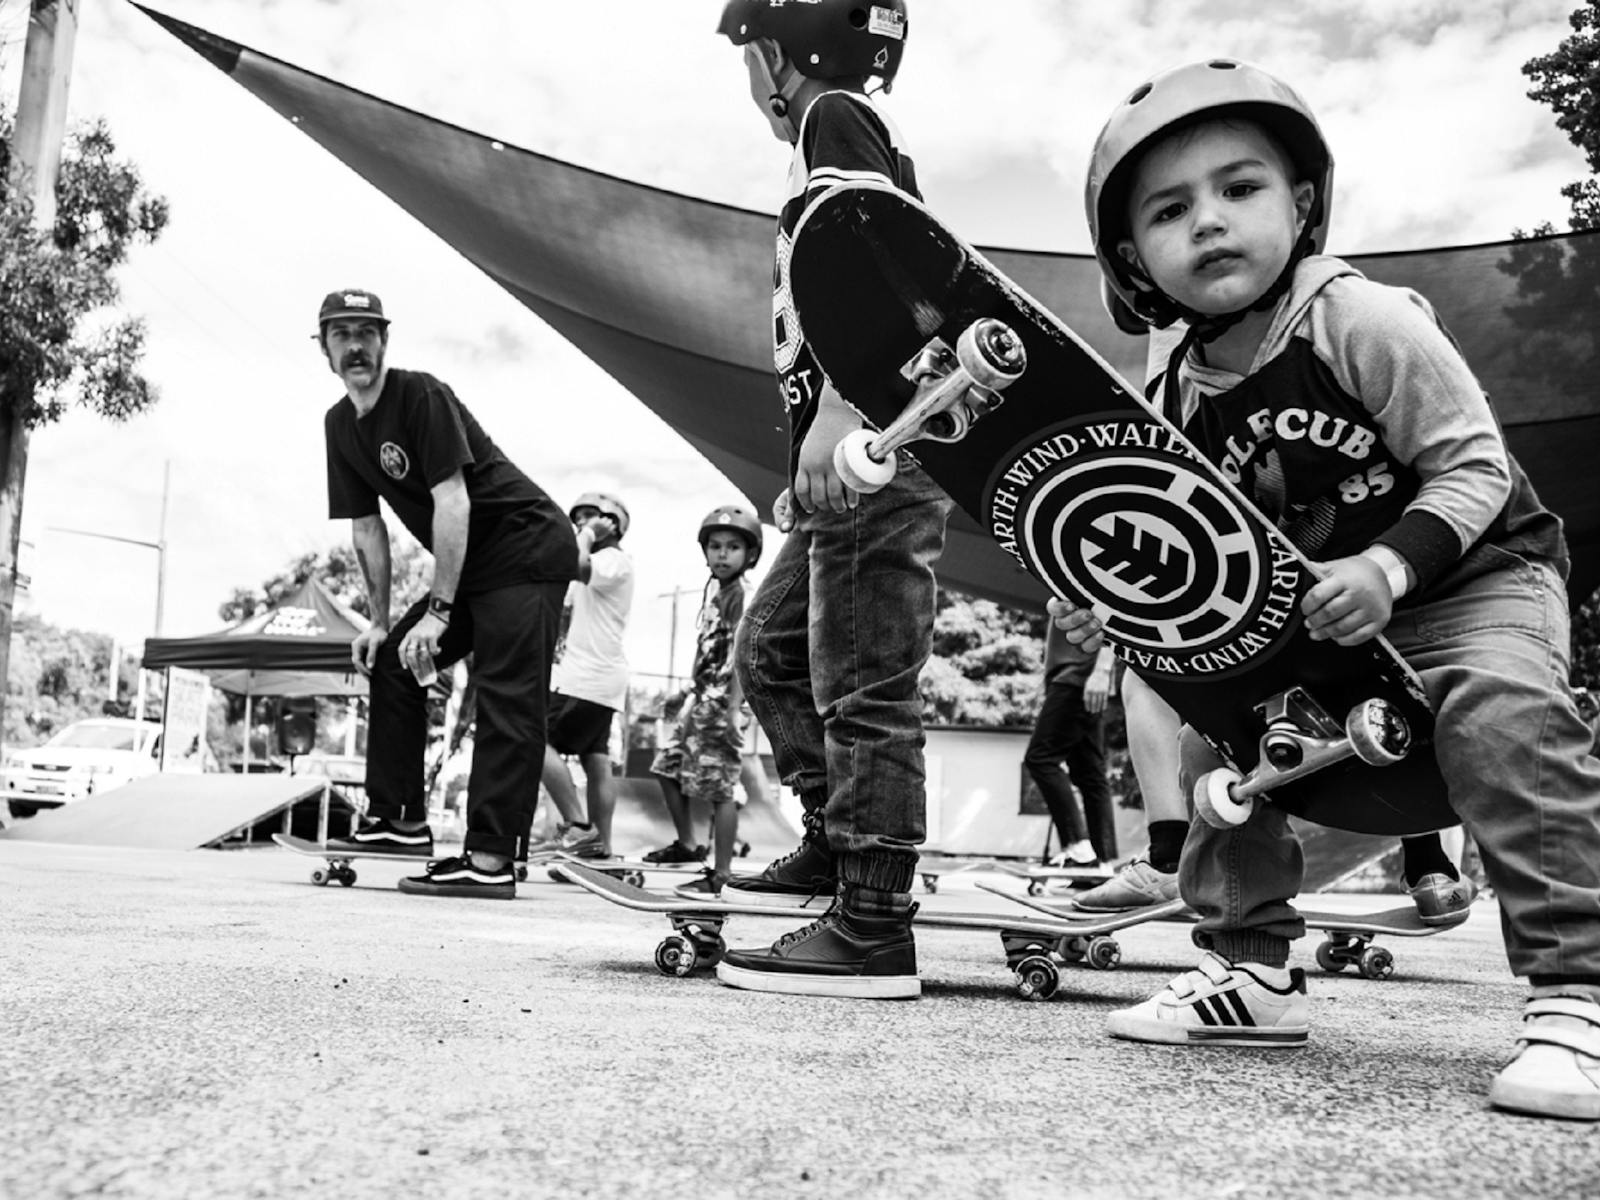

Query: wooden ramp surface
[0,774,326,850]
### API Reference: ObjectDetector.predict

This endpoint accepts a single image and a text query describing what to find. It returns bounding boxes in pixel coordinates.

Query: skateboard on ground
[978,881,1452,981]
[535,853,726,889]
[272,833,429,888]
[787,183,1456,839]
[554,860,1178,999]
[991,860,1119,896]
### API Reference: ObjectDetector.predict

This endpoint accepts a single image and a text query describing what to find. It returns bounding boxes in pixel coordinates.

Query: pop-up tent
[140,578,367,698]
[137,6,1600,610]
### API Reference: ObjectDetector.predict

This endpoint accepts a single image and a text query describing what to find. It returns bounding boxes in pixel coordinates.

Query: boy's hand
[793,391,862,514]
[772,488,796,532]
[1046,597,1105,653]
[1302,556,1393,645]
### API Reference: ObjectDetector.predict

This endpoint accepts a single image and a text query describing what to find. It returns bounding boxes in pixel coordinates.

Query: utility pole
[0,0,79,752]
[656,584,700,692]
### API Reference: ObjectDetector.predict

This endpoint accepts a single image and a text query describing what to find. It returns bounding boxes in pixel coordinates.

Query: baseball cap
[317,289,389,327]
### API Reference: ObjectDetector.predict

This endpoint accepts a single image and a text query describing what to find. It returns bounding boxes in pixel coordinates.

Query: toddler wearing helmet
[713,0,954,1000]
[649,506,763,896]
[1053,59,1600,1119]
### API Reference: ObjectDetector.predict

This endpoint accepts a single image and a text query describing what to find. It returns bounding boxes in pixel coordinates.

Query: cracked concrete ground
[2,840,1596,1200]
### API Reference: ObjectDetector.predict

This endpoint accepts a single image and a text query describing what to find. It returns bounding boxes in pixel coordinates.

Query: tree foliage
[219,533,433,624]
[918,591,1046,726]
[0,115,168,425]
[1518,4,1600,691]
[4,612,138,748]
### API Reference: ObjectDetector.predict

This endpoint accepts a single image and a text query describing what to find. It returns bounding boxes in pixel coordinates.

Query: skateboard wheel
[921,874,939,894]
[1059,936,1088,964]
[1014,954,1059,1001]
[1085,936,1121,971]
[338,869,356,888]
[1347,699,1411,766]
[1314,940,1349,973]
[654,936,697,977]
[623,871,646,889]
[1358,945,1395,981]
[311,868,329,887]
[1027,880,1044,897]
[956,318,1026,389]
[835,429,896,493]
[1195,768,1253,828]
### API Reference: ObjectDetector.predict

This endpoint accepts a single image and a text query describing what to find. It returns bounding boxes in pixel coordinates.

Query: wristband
[426,595,454,619]
[1360,548,1410,603]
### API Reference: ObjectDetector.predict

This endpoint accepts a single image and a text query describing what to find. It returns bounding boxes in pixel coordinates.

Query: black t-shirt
[773,91,920,481]
[324,368,577,594]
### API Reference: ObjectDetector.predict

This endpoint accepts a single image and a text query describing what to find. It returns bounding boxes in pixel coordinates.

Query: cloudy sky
[0,0,1587,682]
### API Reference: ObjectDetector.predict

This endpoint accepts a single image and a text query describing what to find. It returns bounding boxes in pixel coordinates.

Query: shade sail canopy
[141,578,368,697]
[140,6,1600,610]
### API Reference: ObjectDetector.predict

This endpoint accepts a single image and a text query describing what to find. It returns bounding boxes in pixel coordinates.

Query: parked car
[1,718,164,817]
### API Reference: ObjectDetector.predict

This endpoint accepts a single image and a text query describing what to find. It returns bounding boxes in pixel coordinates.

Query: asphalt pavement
[2,840,1596,1200]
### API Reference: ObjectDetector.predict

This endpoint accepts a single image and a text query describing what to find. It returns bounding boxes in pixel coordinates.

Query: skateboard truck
[1195,689,1413,828]
[834,317,1026,493]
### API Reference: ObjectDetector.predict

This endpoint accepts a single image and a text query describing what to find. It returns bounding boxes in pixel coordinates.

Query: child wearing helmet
[532,492,635,861]
[1053,59,1600,1119]
[648,506,763,896]
[713,0,955,1000]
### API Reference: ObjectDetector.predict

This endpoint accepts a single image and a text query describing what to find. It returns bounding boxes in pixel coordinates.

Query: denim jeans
[1178,544,1600,979]
[735,462,952,892]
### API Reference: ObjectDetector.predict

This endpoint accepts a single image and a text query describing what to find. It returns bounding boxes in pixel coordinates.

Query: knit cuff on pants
[839,850,917,894]
[1204,930,1291,970]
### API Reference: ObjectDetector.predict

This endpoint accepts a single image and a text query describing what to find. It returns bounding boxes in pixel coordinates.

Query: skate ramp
[0,774,328,850]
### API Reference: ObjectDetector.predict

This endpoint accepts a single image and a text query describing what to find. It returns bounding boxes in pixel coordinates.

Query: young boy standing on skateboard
[713,0,954,999]
[318,288,576,898]
[534,492,634,860]
[647,506,762,897]
[1051,61,1600,1118]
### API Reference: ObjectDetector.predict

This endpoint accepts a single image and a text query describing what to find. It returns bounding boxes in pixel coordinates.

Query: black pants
[1023,680,1116,862]
[364,580,566,858]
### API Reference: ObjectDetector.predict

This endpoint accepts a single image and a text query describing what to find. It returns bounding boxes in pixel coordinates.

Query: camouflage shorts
[651,700,742,806]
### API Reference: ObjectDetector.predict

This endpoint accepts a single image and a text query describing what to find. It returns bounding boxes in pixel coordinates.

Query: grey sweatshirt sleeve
[1307,276,1511,588]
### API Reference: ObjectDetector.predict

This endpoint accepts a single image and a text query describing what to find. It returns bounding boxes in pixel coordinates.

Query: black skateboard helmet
[718,0,909,92]
[698,505,763,567]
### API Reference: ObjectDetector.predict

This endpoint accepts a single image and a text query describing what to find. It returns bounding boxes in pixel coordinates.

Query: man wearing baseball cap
[318,287,578,898]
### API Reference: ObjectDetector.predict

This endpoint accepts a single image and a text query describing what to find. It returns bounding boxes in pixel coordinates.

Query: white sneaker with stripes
[1107,953,1309,1048]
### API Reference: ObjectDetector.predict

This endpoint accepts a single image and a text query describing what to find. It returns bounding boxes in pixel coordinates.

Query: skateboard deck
[787,182,1456,838]
[977,881,1454,981]
[536,854,719,888]
[555,860,1180,998]
[991,861,1119,896]
[272,832,430,887]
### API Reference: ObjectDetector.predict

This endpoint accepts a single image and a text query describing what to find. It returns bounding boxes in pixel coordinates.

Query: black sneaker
[715,883,920,999]
[722,812,835,910]
[643,839,708,865]
[396,855,515,900]
[326,817,433,858]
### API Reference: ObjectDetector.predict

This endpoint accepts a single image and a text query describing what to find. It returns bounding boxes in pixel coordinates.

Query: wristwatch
[426,595,454,619]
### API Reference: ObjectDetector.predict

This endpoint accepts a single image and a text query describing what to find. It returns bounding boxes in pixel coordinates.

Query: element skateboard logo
[379,442,410,481]
[988,417,1303,680]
